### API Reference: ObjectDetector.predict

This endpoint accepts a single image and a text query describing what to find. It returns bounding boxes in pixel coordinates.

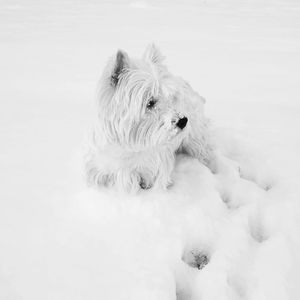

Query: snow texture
[0,0,300,299]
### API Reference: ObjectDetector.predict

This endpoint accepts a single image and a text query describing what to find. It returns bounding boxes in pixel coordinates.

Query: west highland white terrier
[86,44,215,193]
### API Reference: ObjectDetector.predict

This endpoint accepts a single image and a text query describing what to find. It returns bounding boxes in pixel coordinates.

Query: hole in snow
[249,217,269,243]
[220,191,230,204]
[182,249,210,270]
[263,183,272,191]
[219,191,238,209]
[250,228,268,243]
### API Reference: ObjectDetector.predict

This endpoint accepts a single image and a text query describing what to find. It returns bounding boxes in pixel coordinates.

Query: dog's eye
[146,97,157,110]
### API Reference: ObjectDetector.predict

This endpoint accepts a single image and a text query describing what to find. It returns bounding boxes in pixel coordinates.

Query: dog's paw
[139,177,153,190]
[86,165,114,188]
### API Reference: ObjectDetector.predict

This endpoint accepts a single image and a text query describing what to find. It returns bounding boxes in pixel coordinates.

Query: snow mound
[16,129,293,300]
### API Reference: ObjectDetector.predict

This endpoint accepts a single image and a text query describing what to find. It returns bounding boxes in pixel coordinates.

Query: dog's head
[97,44,203,151]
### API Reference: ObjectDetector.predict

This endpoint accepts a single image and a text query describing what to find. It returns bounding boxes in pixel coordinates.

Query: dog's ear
[111,50,129,86]
[143,44,165,64]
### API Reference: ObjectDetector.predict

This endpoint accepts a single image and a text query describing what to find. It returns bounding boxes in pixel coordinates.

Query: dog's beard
[120,114,188,152]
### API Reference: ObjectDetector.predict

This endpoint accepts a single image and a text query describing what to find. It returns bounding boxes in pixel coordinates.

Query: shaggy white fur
[86,44,214,192]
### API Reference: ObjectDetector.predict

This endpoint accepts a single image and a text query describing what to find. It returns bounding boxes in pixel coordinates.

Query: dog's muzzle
[176,116,188,130]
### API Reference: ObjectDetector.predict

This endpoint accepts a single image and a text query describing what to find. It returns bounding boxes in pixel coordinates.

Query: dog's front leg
[115,170,148,193]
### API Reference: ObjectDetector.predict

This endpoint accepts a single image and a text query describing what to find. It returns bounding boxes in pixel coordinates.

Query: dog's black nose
[176,117,188,129]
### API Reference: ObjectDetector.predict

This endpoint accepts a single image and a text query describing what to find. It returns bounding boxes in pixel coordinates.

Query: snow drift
[0,0,300,299]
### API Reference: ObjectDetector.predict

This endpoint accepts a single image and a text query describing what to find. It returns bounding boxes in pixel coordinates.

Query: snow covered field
[0,0,300,299]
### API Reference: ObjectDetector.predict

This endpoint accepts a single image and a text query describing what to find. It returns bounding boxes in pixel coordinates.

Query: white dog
[86,44,214,192]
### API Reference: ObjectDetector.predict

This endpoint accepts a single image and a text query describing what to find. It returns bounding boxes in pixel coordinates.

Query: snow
[0,0,300,299]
